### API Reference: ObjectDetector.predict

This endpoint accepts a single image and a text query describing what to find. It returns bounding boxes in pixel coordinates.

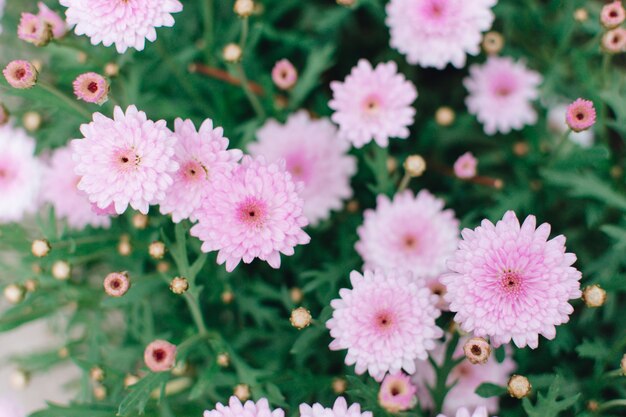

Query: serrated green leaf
[117,372,170,416]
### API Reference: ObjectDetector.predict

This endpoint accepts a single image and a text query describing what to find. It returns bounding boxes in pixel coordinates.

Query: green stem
[550,129,572,163]
[234,64,266,118]
[239,17,249,50]
[38,81,91,119]
[430,333,462,414]
[598,399,626,412]
[397,172,411,192]
[183,290,208,334]
[202,0,214,63]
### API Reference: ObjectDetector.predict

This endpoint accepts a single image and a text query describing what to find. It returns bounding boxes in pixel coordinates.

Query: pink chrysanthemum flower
[17,12,52,46]
[329,60,417,148]
[190,156,310,272]
[327,270,443,381]
[412,337,515,415]
[437,406,491,417]
[249,111,357,225]
[160,118,242,223]
[0,124,40,224]
[602,27,626,53]
[60,0,183,53]
[441,211,582,348]
[0,397,25,417]
[386,0,497,69]
[73,72,109,105]
[565,98,596,133]
[37,2,67,39]
[465,57,542,135]
[41,146,111,230]
[71,105,178,215]
[104,272,130,297]
[300,398,371,417]
[454,152,478,179]
[547,104,594,148]
[144,339,176,372]
[378,373,417,412]
[205,397,285,417]
[272,59,298,90]
[601,1,625,29]
[355,190,459,280]
[3,60,38,89]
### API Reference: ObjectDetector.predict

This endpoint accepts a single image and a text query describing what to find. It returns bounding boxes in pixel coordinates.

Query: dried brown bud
[290,307,312,329]
[234,383,250,401]
[507,374,531,399]
[463,337,492,364]
[221,290,235,304]
[149,241,166,260]
[234,0,254,17]
[217,352,230,367]
[582,285,607,308]
[404,155,427,178]
[170,277,189,295]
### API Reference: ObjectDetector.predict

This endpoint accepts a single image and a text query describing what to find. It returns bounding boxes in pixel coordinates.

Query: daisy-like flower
[144,339,177,372]
[0,124,40,223]
[378,373,417,412]
[465,57,542,135]
[300,397,372,417]
[60,0,183,53]
[602,27,626,53]
[355,190,459,280]
[565,98,596,133]
[17,13,52,46]
[73,72,109,105]
[205,397,285,417]
[272,59,298,90]
[327,270,443,381]
[454,152,478,179]
[37,2,67,39]
[41,146,111,230]
[190,156,310,272]
[329,60,417,148]
[547,104,594,148]
[248,111,357,225]
[412,337,515,415]
[3,60,38,89]
[71,105,179,215]
[437,407,491,417]
[601,1,625,29]
[386,0,497,69]
[441,211,582,348]
[160,118,242,223]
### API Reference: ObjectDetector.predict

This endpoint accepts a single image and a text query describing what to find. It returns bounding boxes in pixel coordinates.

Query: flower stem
[598,399,626,412]
[234,63,266,118]
[239,17,249,50]
[183,290,208,334]
[202,0,214,63]
[397,172,411,192]
[38,81,92,119]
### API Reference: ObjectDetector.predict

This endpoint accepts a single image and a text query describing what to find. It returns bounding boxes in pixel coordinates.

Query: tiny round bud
[494,179,505,190]
[337,0,356,6]
[290,287,303,304]
[23,111,42,132]
[51,260,71,281]
[217,353,230,368]
[144,339,177,372]
[233,383,250,401]
[332,377,347,394]
[346,199,360,213]
[157,261,171,273]
[611,165,623,179]
[93,384,107,400]
[0,103,9,126]
[24,279,38,293]
[234,0,255,17]
[118,235,132,256]
[57,347,69,358]
[10,369,29,390]
[513,141,529,156]
[507,374,531,399]
[124,374,140,388]
[76,51,88,64]
[272,59,298,90]
[90,366,105,382]
[170,277,189,295]
[435,106,455,126]
[403,155,427,178]
[149,241,166,260]
[104,272,131,297]
[31,239,51,257]
[221,290,235,304]
[574,8,589,22]
[3,284,25,304]
[3,60,38,89]
[290,307,312,329]
[387,156,398,173]
[131,213,149,229]
[587,400,599,412]
[582,285,607,308]
[463,337,491,364]
[482,31,504,55]
[104,62,119,77]
[223,43,243,63]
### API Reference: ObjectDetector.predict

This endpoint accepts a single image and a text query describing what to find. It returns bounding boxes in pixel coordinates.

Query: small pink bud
[144,340,177,372]
[453,152,478,179]
[73,72,109,105]
[272,59,298,90]
[3,60,38,89]
[601,1,626,29]
[378,373,417,413]
[602,27,626,54]
[103,272,130,297]
[565,98,596,133]
[37,2,67,39]
[17,13,52,47]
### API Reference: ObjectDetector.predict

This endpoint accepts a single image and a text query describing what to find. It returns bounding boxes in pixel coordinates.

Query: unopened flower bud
[601,1,626,29]
[10,370,29,390]
[290,307,312,329]
[24,279,38,293]
[144,339,177,372]
[386,156,398,173]
[23,111,42,132]
[332,377,347,394]
[574,8,589,22]
[131,213,148,229]
[31,239,51,257]
[403,155,427,178]
[223,43,243,63]
[124,374,140,388]
[3,61,38,89]
[104,62,119,77]
[149,241,166,260]
[513,141,529,156]
[157,261,171,273]
[463,337,491,364]
[90,366,104,382]
[118,234,132,256]
[290,287,303,304]
[587,400,599,412]
[51,260,71,280]
[217,352,230,367]
[507,374,531,399]
[221,290,234,304]
[104,272,130,297]
[602,27,626,54]
[4,284,25,304]
[234,0,255,17]
[170,277,189,294]
[233,383,250,401]
[435,106,455,126]
[582,285,607,308]
[482,31,504,55]
[337,0,356,6]
[93,384,107,400]
[272,59,298,90]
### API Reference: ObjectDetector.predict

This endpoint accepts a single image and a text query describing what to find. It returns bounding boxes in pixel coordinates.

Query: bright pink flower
[17,12,52,46]
[441,211,582,348]
[329,60,417,148]
[272,59,298,90]
[327,270,443,381]
[465,56,542,135]
[386,0,496,69]
[437,407,491,417]
[41,146,110,230]
[144,339,176,372]
[0,124,40,223]
[71,105,179,215]
[205,397,285,417]
[60,0,183,53]
[300,397,372,417]
[601,1,625,29]
[3,60,38,89]
[378,373,417,412]
[190,156,310,272]
[249,111,357,225]
[412,337,515,415]
[565,98,596,133]
[73,72,109,105]
[37,2,67,38]
[355,190,459,280]
[547,104,594,148]
[454,152,478,179]
[159,118,242,223]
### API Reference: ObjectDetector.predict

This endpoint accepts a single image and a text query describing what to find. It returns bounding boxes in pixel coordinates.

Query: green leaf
[475,383,507,398]
[288,44,335,110]
[522,375,580,417]
[117,372,170,416]
[30,403,116,417]
[575,339,610,361]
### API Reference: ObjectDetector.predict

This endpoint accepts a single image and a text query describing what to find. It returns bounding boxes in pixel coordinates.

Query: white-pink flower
[300,397,372,417]
[204,397,285,417]
[60,0,183,53]
[356,190,459,280]
[71,105,178,215]
[454,152,478,179]
[465,57,542,135]
[441,211,582,348]
[329,60,417,148]
[379,373,417,412]
[386,0,497,69]
[249,111,357,225]
[160,118,242,223]
[437,406,492,417]
[327,269,443,381]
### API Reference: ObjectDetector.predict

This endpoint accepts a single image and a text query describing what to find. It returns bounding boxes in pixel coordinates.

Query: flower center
[390,382,404,396]
[576,112,585,121]
[152,348,166,362]
[500,270,522,294]
[111,278,121,289]
[374,310,395,332]
[362,94,382,115]
[181,160,207,182]
[402,234,418,250]
[420,0,448,20]
[14,68,26,80]
[470,344,482,356]
[236,197,268,227]
[87,81,99,93]
[113,148,140,172]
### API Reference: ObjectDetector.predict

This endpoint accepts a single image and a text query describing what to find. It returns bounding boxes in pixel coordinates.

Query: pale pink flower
[41,146,111,230]
[437,406,491,417]
[454,152,478,179]
[249,111,357,225]
[355,190,459,280]
[441,211,582,348]
[3,60,38,89]
[300,397,372,417]
[104,272,130,297]
[71,105,179,215]
[160,118,242,223]
[190,156,310,272]
[602,27,626,53]
[386,0,496,69]
[272,59,298,90]
[465,57,542,135]
[0,397,25,417]
[60,0,183,53]
[329,60,417,148]
[17,12,52,46]
[601,1,625,29]
[327,270,443,381]
[378,373,417,412]
[144,339,176,372]
[412,337,515,415]
[0,124,40,223]
[37,2,67,38]
[205,397,285,417]
[73,72,109,105]
[565,98,596,133]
